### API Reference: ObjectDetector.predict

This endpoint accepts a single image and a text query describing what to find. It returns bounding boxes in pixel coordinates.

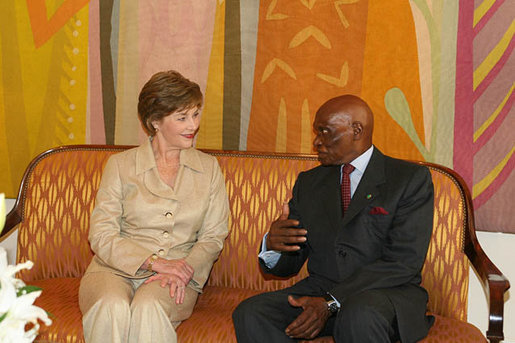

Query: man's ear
[352,122,363,140]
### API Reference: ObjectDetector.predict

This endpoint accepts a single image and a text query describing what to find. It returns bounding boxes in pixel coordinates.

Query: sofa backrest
[12,146,470,321]
[420,165,469,321]
[14,147,125,280]
[203,151,319,292]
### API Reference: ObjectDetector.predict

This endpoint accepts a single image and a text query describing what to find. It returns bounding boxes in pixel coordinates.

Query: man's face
[312,110,356,166]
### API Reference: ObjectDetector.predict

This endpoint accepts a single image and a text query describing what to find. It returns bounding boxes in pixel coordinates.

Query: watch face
[327,301,338,313]
[323,294,339,313]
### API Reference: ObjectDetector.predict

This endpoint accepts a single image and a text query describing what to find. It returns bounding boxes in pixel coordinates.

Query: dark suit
[233,148,434,343]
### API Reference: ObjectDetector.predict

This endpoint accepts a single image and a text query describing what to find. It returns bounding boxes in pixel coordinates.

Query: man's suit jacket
[85,139,229,293]
[261,148,434,342]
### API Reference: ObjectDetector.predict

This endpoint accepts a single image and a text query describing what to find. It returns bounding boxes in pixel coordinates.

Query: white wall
[1,198,514,341]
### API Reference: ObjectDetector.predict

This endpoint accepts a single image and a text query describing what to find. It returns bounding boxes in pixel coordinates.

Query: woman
[79,70,229,343]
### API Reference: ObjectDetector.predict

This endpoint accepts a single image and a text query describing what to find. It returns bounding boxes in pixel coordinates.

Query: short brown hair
[138,70,203,136]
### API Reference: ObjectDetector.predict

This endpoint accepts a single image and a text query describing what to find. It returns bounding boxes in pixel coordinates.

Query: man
[232,95,434,342]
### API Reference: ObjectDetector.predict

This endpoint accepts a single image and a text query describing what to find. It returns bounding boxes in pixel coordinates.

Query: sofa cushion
[420,314,486,342]
[30,280,262,343]
[30,279,487,343]
[176,286,261,342]
[31,278,84,343]
[177,287,487,343]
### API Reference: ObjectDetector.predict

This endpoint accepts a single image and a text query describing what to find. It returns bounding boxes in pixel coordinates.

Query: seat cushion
[176,286,261,342]
[28,280,487,343]
[30,281,257,343]
[31,277,85,343]
[177,288,489,343]
[420,314,487,342]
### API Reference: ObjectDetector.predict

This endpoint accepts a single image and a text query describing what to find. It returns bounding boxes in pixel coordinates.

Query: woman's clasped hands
[144,258,194,304]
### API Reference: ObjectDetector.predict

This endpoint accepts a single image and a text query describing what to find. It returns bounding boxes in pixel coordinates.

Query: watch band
[323,293,339,314]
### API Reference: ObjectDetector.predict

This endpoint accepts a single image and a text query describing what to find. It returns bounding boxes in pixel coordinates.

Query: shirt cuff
[258,233,281,269]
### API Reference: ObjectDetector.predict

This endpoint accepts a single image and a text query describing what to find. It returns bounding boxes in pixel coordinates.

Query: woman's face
[154,106,201,149]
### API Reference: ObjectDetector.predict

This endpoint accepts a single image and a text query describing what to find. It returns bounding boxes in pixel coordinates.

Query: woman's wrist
[146,254,159,272]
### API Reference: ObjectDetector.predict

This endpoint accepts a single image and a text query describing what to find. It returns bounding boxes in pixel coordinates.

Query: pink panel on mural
[137,1,216,94]
[88,1,106,144]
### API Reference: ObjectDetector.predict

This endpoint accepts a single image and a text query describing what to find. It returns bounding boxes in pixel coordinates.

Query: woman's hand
[144,273,187,304]
[146,257,194,285]
[156,258,194,284]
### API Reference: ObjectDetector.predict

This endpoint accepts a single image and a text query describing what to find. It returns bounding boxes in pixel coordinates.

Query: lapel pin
[366,194,373,200]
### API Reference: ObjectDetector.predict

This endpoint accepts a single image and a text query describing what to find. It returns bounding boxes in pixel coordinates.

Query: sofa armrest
[419,161,510,343]
[464,230,510,343]
[458,163,510,343]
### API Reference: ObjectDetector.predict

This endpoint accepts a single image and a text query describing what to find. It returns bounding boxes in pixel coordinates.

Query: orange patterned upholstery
[204,152,317,292]
[420,315,487,342]
[31,278,85,342]
[15,148,112,282]
[4,146,506,342]
[421,168,470,321]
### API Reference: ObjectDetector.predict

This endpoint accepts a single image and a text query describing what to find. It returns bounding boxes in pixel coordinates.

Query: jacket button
[158,249,165,256]
[163,231,169,238]
[165,212,173,218]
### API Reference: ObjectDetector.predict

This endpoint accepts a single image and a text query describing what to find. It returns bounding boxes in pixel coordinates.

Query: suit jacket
[85,139,229,293]
[261,147,434,342]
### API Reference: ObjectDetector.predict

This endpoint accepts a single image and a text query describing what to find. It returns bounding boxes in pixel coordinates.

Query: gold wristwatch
[147,254,158,272]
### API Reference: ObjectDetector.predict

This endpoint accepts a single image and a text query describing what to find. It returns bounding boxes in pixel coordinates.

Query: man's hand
[266,202,307,251]
[285,295,331,340]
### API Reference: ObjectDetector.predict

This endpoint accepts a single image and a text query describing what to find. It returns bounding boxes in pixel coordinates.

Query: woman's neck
[151,135,181,165]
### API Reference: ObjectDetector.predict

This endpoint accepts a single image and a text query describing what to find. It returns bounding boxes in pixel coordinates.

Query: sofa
[2,145,510,342]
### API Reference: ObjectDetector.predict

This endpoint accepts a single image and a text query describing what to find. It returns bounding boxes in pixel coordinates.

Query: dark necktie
[341,163,355,216]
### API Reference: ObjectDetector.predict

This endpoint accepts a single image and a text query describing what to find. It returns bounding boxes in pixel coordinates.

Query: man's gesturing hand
[266,202,307,251]
[285,295,331,340]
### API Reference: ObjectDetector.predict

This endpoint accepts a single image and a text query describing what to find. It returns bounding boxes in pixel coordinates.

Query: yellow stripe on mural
[0,1,89,196]
[196,0,225,149]
[20,1,89,147]
[0,50,10,194]
[474,83,514,142]
[115,1,140,145]
[275,98,287,152]
[473,146,514,198]
[60,8,89,146]
[473,0,496,27]
[474,19,515,90]
[300,99,312,153]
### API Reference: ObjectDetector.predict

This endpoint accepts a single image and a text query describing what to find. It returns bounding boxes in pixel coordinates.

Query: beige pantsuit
[79,140,229,343]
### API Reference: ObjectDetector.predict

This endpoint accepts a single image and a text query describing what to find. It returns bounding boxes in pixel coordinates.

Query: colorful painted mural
[0,0,513,233]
